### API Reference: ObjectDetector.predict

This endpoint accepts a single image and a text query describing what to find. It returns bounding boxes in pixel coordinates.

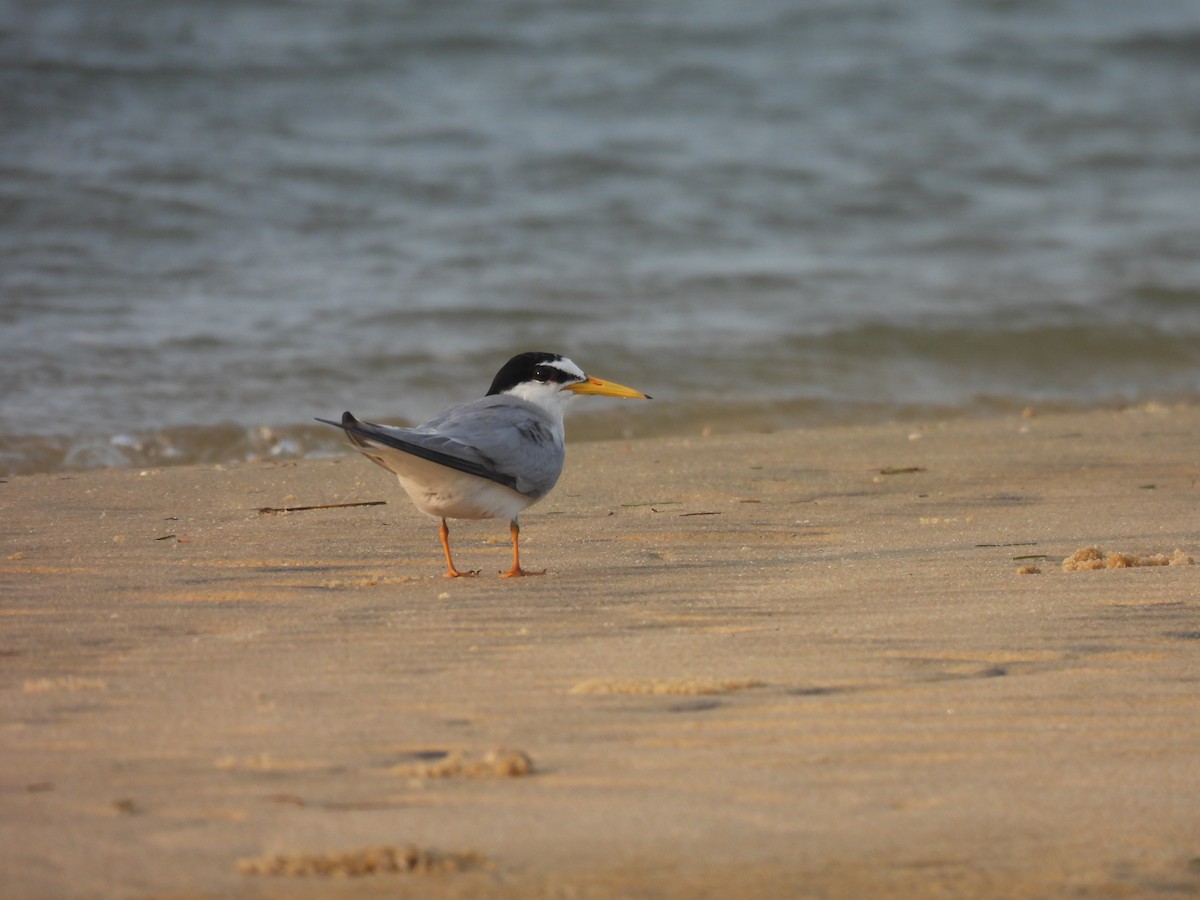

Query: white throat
[504,381,578,421]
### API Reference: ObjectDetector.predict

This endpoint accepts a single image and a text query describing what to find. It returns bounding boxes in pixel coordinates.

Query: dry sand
[2,405,1199,899]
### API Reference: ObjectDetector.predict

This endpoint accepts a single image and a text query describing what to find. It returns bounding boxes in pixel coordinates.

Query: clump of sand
[1062,546,1194,572]
[568,677,766,696]
[237,844,486,877]
[393,748,533,779]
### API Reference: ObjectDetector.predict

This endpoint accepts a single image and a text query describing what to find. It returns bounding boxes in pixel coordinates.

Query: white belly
[395,460,536,522]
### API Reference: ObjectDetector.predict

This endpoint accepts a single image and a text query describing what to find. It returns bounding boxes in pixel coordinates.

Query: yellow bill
[565,376,652,400]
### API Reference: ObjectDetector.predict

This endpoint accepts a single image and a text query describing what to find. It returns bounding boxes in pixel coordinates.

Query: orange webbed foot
[499,566,545,578]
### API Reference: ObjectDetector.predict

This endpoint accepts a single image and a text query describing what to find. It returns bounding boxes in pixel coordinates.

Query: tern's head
[486,352,651,410]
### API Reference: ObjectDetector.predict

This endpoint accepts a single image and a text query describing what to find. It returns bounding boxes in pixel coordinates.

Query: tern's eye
[532,365,552,383]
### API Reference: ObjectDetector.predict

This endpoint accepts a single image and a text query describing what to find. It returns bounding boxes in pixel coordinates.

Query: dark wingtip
[315,412,360,426]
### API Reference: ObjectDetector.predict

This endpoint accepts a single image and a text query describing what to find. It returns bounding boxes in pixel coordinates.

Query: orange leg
[439,518,476,578]
[500,519,544,578]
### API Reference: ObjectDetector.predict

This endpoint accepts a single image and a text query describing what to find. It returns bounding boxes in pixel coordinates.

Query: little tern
[318,351,651,578]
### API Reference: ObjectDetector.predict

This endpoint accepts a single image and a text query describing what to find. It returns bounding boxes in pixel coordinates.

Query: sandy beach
[3,405,1199,899]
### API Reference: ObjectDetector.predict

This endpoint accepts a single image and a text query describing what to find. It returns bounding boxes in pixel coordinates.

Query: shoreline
[6,396,1199,479]
[3,404,1199,898]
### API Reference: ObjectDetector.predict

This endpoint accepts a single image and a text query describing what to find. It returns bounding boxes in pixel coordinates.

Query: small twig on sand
[258,500,386,515]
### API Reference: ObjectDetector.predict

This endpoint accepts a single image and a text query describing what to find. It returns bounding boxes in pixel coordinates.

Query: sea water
[3,0,1199,474]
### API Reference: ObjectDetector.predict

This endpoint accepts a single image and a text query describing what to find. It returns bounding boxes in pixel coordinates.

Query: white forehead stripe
[548,357,586,382]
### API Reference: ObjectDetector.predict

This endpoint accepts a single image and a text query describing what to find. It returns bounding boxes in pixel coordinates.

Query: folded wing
[317,399,564,500]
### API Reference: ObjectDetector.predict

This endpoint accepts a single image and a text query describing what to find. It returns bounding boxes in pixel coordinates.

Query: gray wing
[317,398,564,498]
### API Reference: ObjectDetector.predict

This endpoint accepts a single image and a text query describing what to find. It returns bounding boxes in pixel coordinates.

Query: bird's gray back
[420,395,566,498]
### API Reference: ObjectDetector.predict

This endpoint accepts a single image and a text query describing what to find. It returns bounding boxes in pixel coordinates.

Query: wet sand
[3,405,1199,898]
